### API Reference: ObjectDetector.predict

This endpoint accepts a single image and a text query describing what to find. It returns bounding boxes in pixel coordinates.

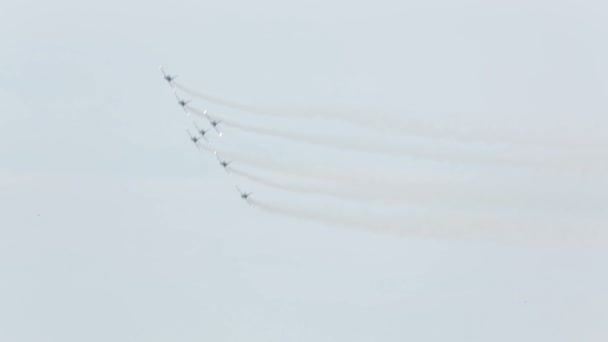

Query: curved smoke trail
[176,82,602,149]
[191,107,598,170]
[175,82,270,115]
[231,167,413,204]
[198,142,606,212]
[249,199,608,246]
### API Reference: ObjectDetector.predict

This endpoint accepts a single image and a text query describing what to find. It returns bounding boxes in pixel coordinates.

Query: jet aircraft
[187,130,202,146]
[236,186,252,201]
[193,122,210,142]
[216,155,232,172]
[160,66,177,84]
[206,115,222,135]
[175,93,191,111]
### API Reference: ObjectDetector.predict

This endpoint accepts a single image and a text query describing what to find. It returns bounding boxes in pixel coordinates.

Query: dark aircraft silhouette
[216,155,232,171]
[205,115,222,135]
[236,186,252,201]
[193,122,210,142]
[187,130,202,146]
[159,65,177,84]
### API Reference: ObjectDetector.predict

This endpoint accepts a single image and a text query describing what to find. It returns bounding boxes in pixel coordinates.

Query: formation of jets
[162,65,250,203]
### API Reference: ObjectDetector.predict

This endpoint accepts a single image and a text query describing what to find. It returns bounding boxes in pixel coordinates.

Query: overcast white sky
[1,0,608,341]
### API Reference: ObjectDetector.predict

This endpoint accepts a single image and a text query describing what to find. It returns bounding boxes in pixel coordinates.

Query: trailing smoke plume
[175,80,607,245]
[189,107,605,172]
[176,82,608,149]
[197,142,606,213]
[231,167,412,204]
[249,198,608,246]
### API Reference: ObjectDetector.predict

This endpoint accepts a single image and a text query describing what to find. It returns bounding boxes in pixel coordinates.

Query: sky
[1,0,608,341]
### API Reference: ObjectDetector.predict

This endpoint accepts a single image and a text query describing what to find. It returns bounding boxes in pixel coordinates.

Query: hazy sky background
[1,0,607,341]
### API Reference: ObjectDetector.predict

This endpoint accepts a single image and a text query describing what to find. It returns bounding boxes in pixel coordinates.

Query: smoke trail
[196,141,357,185]
[200,109,596,170]
[222,119,544,167]
[248,198,504,241]
[198,141,603,212]
[232,165,569,211]
[231,167,489,208]
[193,107,526,167]
[231,167,414,204]
[189,105,608,171]
[249,199,372,230]
[249,199,608,246]
[176,82,597,148]
[198,141,608,243]
[198,142,473,196]
[175,82,270,115]
[231,168,321,195]
[176,82,500,143]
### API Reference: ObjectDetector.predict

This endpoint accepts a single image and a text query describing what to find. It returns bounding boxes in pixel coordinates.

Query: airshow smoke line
[176,82,575,147]
[197,142,469,196]
[230,167,414,204]
[175,82,270,115]
[196,142,359,185]
[198,142,602,212]
[230,166,558,210]
[247,199,500,241]
[249,199,374,231]
[192,107,571,169]
[171,76,608,246]
[248,199,608,246]
[175,82,481,141]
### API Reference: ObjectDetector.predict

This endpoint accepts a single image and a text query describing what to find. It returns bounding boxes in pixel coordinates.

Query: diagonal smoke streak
[197,142,601,212]
[231,165,576,211]
[175,82,271,115]
[231,167,409,204]
[197,142,301,174]
[249,199,375,231]
[173,80,608,245]
[248,199,608,245]
[193,112,537,168]
[175,82,603,148]
[197,143,476,198]
[247,199,509,242]
[219,118,543,167]
[231,167,498,208]
[231,168,327,195]
[175,82,494,143]
[189,106,605,172]
[196,142,361,185]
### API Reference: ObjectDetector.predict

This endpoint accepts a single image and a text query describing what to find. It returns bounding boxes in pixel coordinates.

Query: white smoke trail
[231,167,414,204]
[175,82,270,115]
[176,82,608,149]
[220,119,544,168]
[175,82,499,143]
[231,168,323,195]
[232,166,471,208]
[249,199,608,246]
[190,106,606,172]
[198,142,607,212]
[197,138,607,243]
[196,141,366,185]
[249,199,373,230]
[233,165,594,212]
[247,198,502,241]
